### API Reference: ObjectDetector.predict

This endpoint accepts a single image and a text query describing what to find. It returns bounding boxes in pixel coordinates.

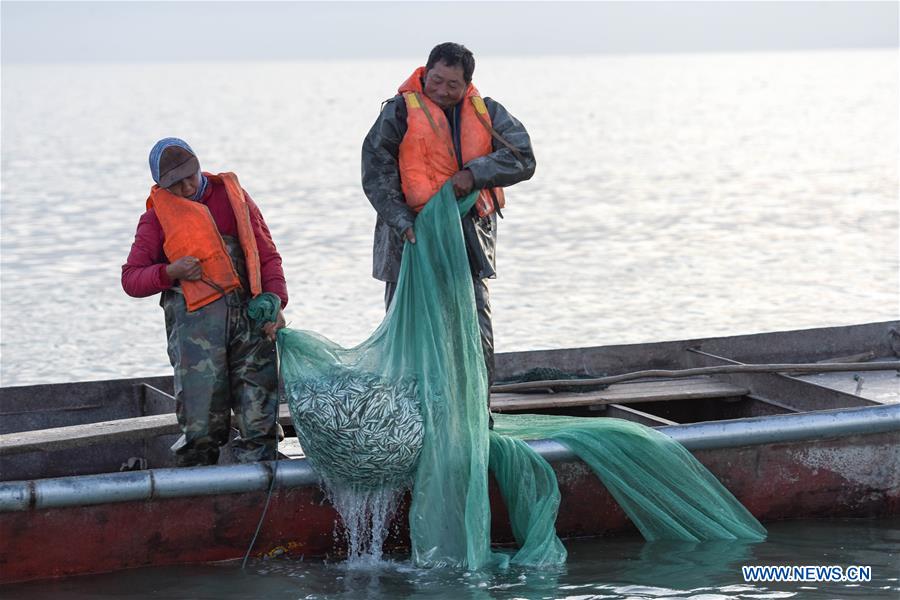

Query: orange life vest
[397,66,505,217]
[147,172,262,312]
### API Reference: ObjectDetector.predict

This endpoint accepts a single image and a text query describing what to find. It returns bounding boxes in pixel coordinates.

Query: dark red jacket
[122,180,289,307]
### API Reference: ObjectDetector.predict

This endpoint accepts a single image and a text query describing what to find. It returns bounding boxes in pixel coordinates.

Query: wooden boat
[1,321,898,584]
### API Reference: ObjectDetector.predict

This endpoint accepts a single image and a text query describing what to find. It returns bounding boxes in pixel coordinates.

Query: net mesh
[492,414,767,545]
[276,182,765,570]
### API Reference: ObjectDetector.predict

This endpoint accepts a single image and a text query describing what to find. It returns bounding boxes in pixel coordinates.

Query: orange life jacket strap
[216,172,262,297]
[408,92,456,160]
[469,97,525,164]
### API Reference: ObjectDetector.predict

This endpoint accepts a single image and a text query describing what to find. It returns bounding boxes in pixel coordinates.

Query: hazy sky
[2,1,897,64]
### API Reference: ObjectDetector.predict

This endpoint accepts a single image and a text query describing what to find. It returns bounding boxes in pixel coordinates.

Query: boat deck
[2,362,896,462]
[490,376,749,411]
[797,367,899,404]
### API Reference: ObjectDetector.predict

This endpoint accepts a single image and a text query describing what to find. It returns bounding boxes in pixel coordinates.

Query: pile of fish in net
[285,369,424,489]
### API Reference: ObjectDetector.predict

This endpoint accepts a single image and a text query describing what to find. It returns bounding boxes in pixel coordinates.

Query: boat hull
[1,427,897,584]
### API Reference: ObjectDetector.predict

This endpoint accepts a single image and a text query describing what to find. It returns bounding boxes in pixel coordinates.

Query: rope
[241,452,279,569]
[241,337,283,570]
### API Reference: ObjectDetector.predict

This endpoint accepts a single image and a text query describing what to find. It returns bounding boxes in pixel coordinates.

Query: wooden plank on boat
[0,406,298,456]
[278,436,306,459]
[0,414,180,455]
[591,403,679,426]
[490,376,749,412]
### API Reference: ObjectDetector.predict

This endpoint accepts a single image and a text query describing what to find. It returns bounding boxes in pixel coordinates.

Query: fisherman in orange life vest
[122,138,288,466]
[362,43,536,425]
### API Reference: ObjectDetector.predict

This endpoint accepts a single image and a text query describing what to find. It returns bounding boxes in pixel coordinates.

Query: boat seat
[0,407,297,456]
[1,378,749,455]
[490,376,750,413]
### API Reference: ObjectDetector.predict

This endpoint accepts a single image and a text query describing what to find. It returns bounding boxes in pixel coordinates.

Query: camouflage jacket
[361,95,536,282]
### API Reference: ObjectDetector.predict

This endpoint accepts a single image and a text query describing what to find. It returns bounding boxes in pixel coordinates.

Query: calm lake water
[1,50,897,386]
[4,518,899,599]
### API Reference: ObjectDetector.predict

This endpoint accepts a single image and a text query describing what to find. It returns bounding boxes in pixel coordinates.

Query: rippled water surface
[5,518,898,599]
[1,50,897,386]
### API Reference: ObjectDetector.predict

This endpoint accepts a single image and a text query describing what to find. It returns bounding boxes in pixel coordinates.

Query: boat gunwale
[2,321,897,396]
[2,402,897,513]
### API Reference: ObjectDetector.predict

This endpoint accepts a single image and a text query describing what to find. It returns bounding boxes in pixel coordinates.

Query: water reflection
[629,539,756,589]
[5,519,899,599]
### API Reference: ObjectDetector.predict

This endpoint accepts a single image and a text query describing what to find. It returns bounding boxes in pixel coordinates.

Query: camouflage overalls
[161,236,278,466]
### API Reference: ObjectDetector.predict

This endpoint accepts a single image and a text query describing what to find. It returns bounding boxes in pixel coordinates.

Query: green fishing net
[492,415,767,544]
[276,182,765,571]
[278,184,496,568]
